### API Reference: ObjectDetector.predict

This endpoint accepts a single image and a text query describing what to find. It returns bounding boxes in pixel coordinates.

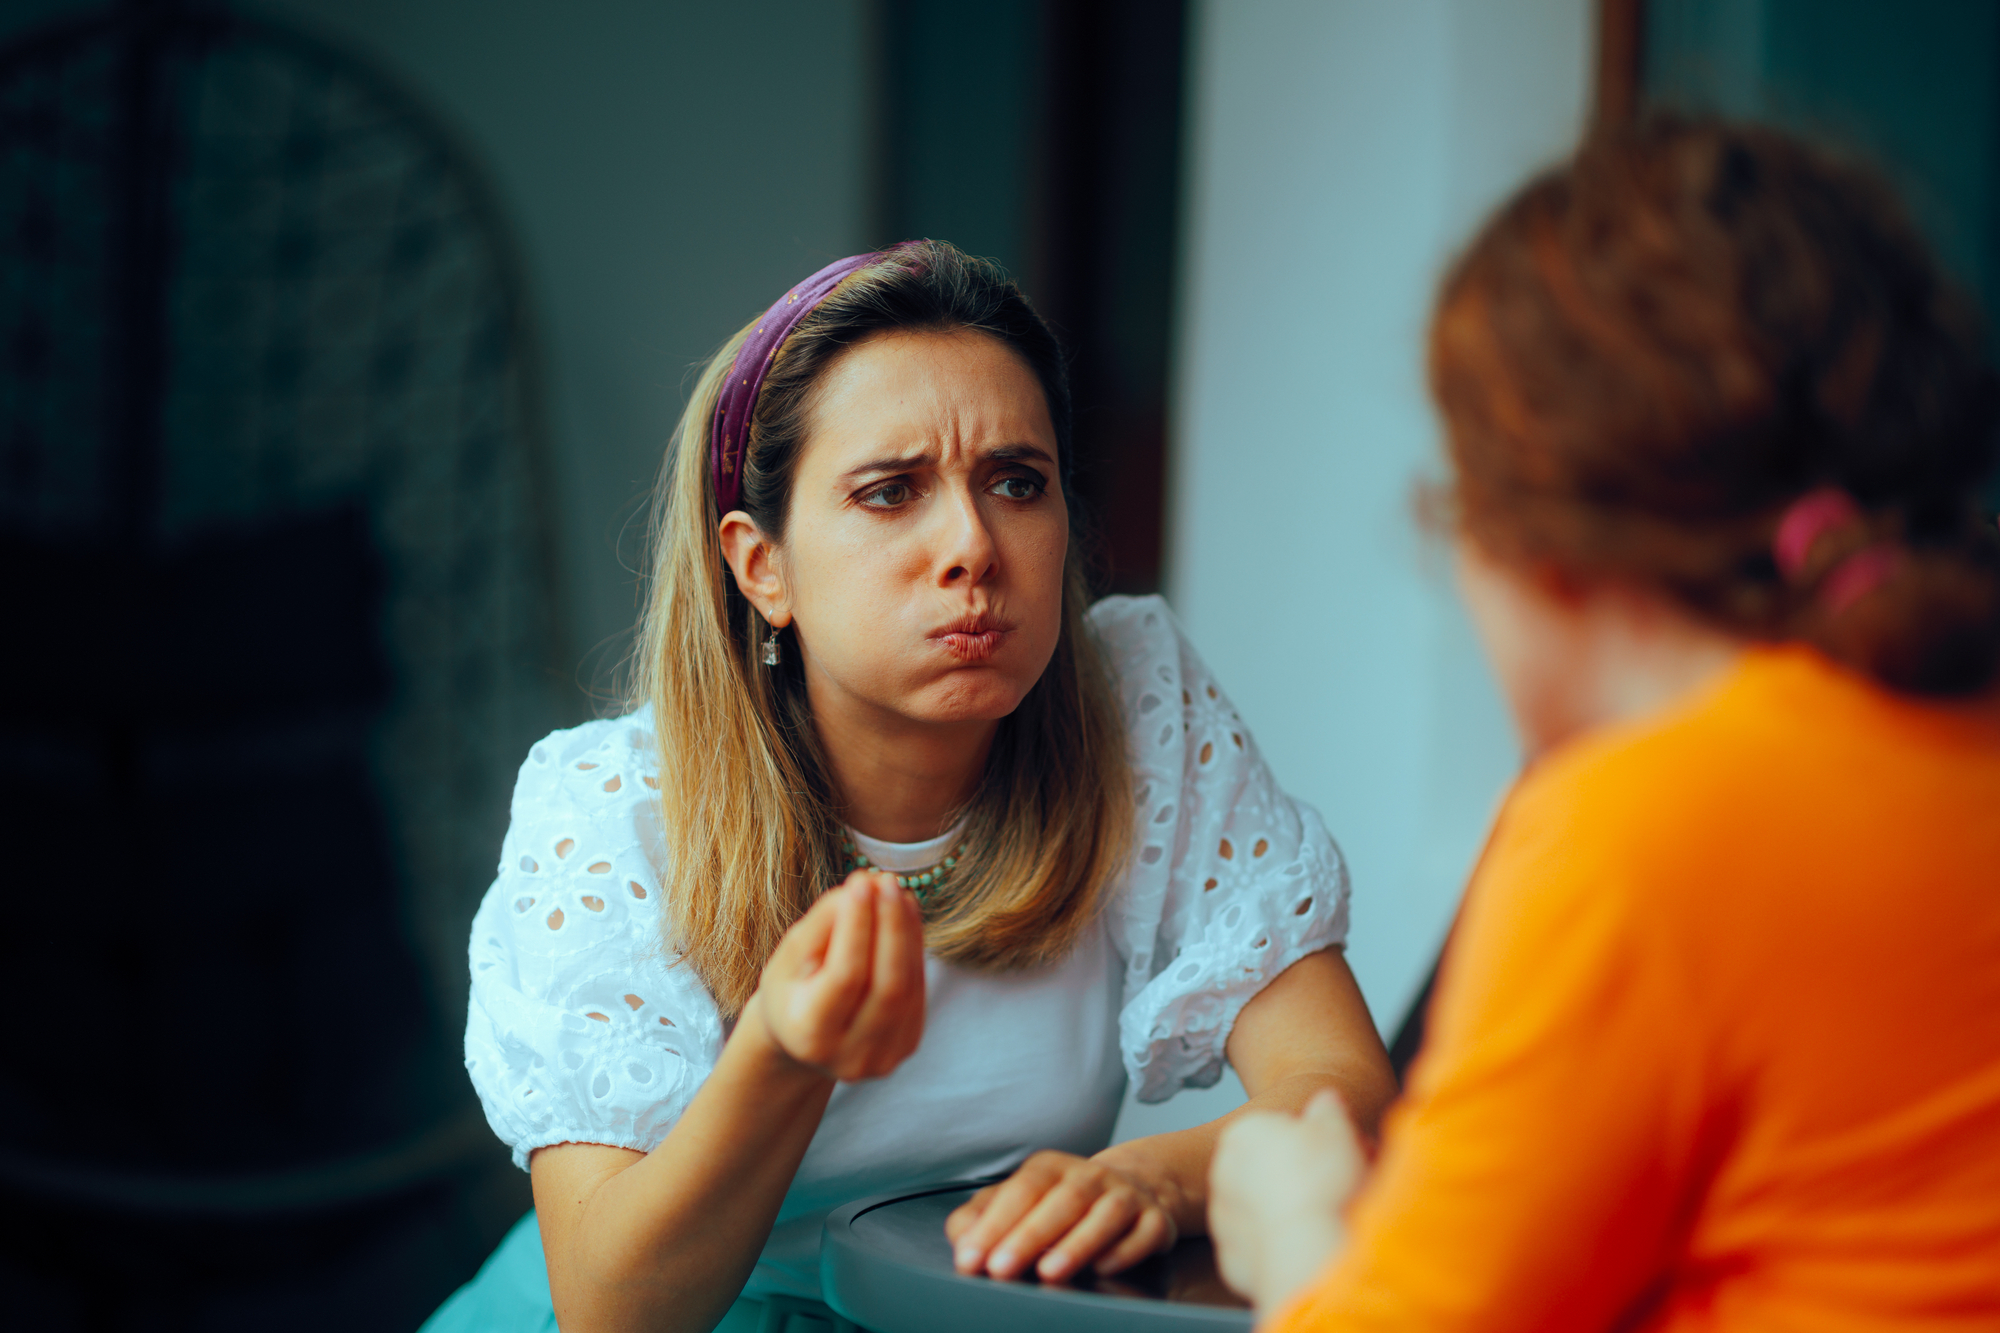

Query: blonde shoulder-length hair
[628,241,1134,1015]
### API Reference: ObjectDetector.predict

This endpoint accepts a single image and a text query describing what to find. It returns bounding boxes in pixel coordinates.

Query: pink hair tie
[1820,543,1900,614]
[1772,487,1860,580]
[1772,486,1899,613]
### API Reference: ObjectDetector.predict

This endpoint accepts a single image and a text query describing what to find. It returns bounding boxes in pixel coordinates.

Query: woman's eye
[862,481,913,508]
[990,475,1043,501]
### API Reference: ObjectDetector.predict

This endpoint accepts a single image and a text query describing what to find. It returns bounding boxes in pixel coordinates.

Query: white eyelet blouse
[462,595,1351,1301]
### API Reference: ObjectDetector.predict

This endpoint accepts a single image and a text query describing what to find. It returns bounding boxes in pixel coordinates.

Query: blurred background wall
[3,0,1998,1328]
[254,0,878,690]
[1123,0,1589,1140]
[1649,0,2000,318]
[0,1,877,1327]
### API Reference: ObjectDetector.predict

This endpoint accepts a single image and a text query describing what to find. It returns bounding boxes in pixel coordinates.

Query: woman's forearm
[1098,948,1398,1239]
[537,873,927,1332]
[1093,1069,1358,1236]
[534,1008,835,1333]
[538,875,929,1333]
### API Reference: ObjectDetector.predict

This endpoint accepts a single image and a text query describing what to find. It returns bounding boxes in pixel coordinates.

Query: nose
[935,483,999,588]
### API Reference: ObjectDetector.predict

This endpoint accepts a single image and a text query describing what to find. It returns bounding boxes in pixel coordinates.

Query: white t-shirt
[462,595,1351,1301]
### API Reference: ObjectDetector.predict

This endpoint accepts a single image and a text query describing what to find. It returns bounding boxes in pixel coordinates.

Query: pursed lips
[930,614,1014,662]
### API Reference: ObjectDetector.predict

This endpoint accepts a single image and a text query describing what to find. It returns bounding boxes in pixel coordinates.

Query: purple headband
[710,251,884,513]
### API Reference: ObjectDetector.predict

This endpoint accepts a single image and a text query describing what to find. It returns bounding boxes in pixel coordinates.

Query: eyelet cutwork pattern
[464,716,723,1169]
[1091,596,1352,1103]
[462,595,1347,1167]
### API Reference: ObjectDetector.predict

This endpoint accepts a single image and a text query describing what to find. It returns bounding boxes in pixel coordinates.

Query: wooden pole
[1594,0,1647,134]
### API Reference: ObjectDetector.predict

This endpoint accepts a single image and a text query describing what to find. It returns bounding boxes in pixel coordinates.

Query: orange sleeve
[1268,766,1713,1333]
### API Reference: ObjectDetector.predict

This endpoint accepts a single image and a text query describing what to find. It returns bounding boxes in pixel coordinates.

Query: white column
[1168,0,1589,1036]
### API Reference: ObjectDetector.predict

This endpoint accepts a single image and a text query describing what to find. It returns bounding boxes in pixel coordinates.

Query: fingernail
[955,1245,983,1271]
[1038,1254,1069,1280]
[989,1248,1017,1277]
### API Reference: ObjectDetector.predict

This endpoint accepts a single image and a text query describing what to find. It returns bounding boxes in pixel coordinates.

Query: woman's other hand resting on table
[948,946,1395,1286]
[1208,1091,1368,1310]
[948,1151,1179,1283]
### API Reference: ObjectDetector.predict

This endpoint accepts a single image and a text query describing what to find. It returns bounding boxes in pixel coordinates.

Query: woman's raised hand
[749,870,927,1082]
[945,1151,1179,1284]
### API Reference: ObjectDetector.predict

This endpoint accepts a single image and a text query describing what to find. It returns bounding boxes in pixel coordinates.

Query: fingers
[1035,1189,1175,1281]
[1209,1211,1257,1302]
[753,871,934,1082]
[985,1173,1099,1280]
[949,1153,1172,1283]
[1296,1089,1368,1196]
[761,875,875,1073]
[812,873,878,1030]
[883,883,928,1063]
[1206,1098,1365,1306]
[953,1154,1064,1275]
[1208,1118,1269,1299]
[944,1187,993,1245]
[767,885,840,981]
[1210,1110,1297,1206]
[1079,1202,1176,1276]
[855,876,925,1067]
[1030,1189,1135,1281]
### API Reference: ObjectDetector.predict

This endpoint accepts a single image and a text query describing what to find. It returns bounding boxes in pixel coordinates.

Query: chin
[908,670,1036,723]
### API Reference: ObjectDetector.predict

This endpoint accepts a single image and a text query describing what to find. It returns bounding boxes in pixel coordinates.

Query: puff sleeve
[1091,597,1353,1103]
[463,713,726,1170]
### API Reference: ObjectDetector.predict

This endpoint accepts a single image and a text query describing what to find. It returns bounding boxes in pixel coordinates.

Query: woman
[1209,120,2000,1330]
[425,241,1397,1333]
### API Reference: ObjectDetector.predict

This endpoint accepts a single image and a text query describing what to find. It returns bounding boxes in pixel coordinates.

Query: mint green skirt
[419,1212,863,1333]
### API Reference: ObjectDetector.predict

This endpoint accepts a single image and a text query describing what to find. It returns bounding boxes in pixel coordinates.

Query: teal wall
[1128,0,1591,1142]
[251,0,875,691]
[1649,0,2000,315]
[1648,0,2000,502]
[878,0,1040,277]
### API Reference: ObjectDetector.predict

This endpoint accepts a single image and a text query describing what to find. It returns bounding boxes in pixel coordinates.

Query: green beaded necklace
[839,831,968,900]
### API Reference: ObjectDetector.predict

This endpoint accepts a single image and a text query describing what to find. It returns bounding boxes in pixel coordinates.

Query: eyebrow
[836,442,1055,483]
[838,451,931,482]
[987,444,1057,466]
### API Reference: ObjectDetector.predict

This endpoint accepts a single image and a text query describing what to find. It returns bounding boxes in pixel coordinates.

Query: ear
[1526,558,1593,609]
[718,510,791,627]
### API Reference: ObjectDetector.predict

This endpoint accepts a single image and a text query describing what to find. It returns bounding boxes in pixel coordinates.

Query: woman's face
[1455,537,1745,759]
[729,328,1069,732]
[1455,540,1579,756]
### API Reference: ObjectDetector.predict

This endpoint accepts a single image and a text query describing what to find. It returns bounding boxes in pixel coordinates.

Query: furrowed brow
[837,452,932,483]
[984,444,1057,466]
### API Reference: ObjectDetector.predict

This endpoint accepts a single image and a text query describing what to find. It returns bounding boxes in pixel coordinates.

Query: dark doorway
[0,2,566,1325]
[876,0,1188,595]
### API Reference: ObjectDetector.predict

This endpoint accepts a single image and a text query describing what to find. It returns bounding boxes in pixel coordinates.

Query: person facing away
[1209,118,2000,1331]
[420,240,1398,1333]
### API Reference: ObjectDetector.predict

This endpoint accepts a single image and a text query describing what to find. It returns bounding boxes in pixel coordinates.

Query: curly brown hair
[1430,116,2000,696]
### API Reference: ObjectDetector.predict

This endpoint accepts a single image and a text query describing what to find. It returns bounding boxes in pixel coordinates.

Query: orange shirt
[1272,646,2000,1332]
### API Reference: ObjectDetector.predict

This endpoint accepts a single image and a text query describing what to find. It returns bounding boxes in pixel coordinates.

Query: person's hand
[945,1150,1179,1283]
[747,870,926,1083]
[1208,1091,1366,1311]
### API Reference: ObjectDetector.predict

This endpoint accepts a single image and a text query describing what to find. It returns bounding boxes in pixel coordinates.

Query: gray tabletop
[821,1184,1253,1333]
